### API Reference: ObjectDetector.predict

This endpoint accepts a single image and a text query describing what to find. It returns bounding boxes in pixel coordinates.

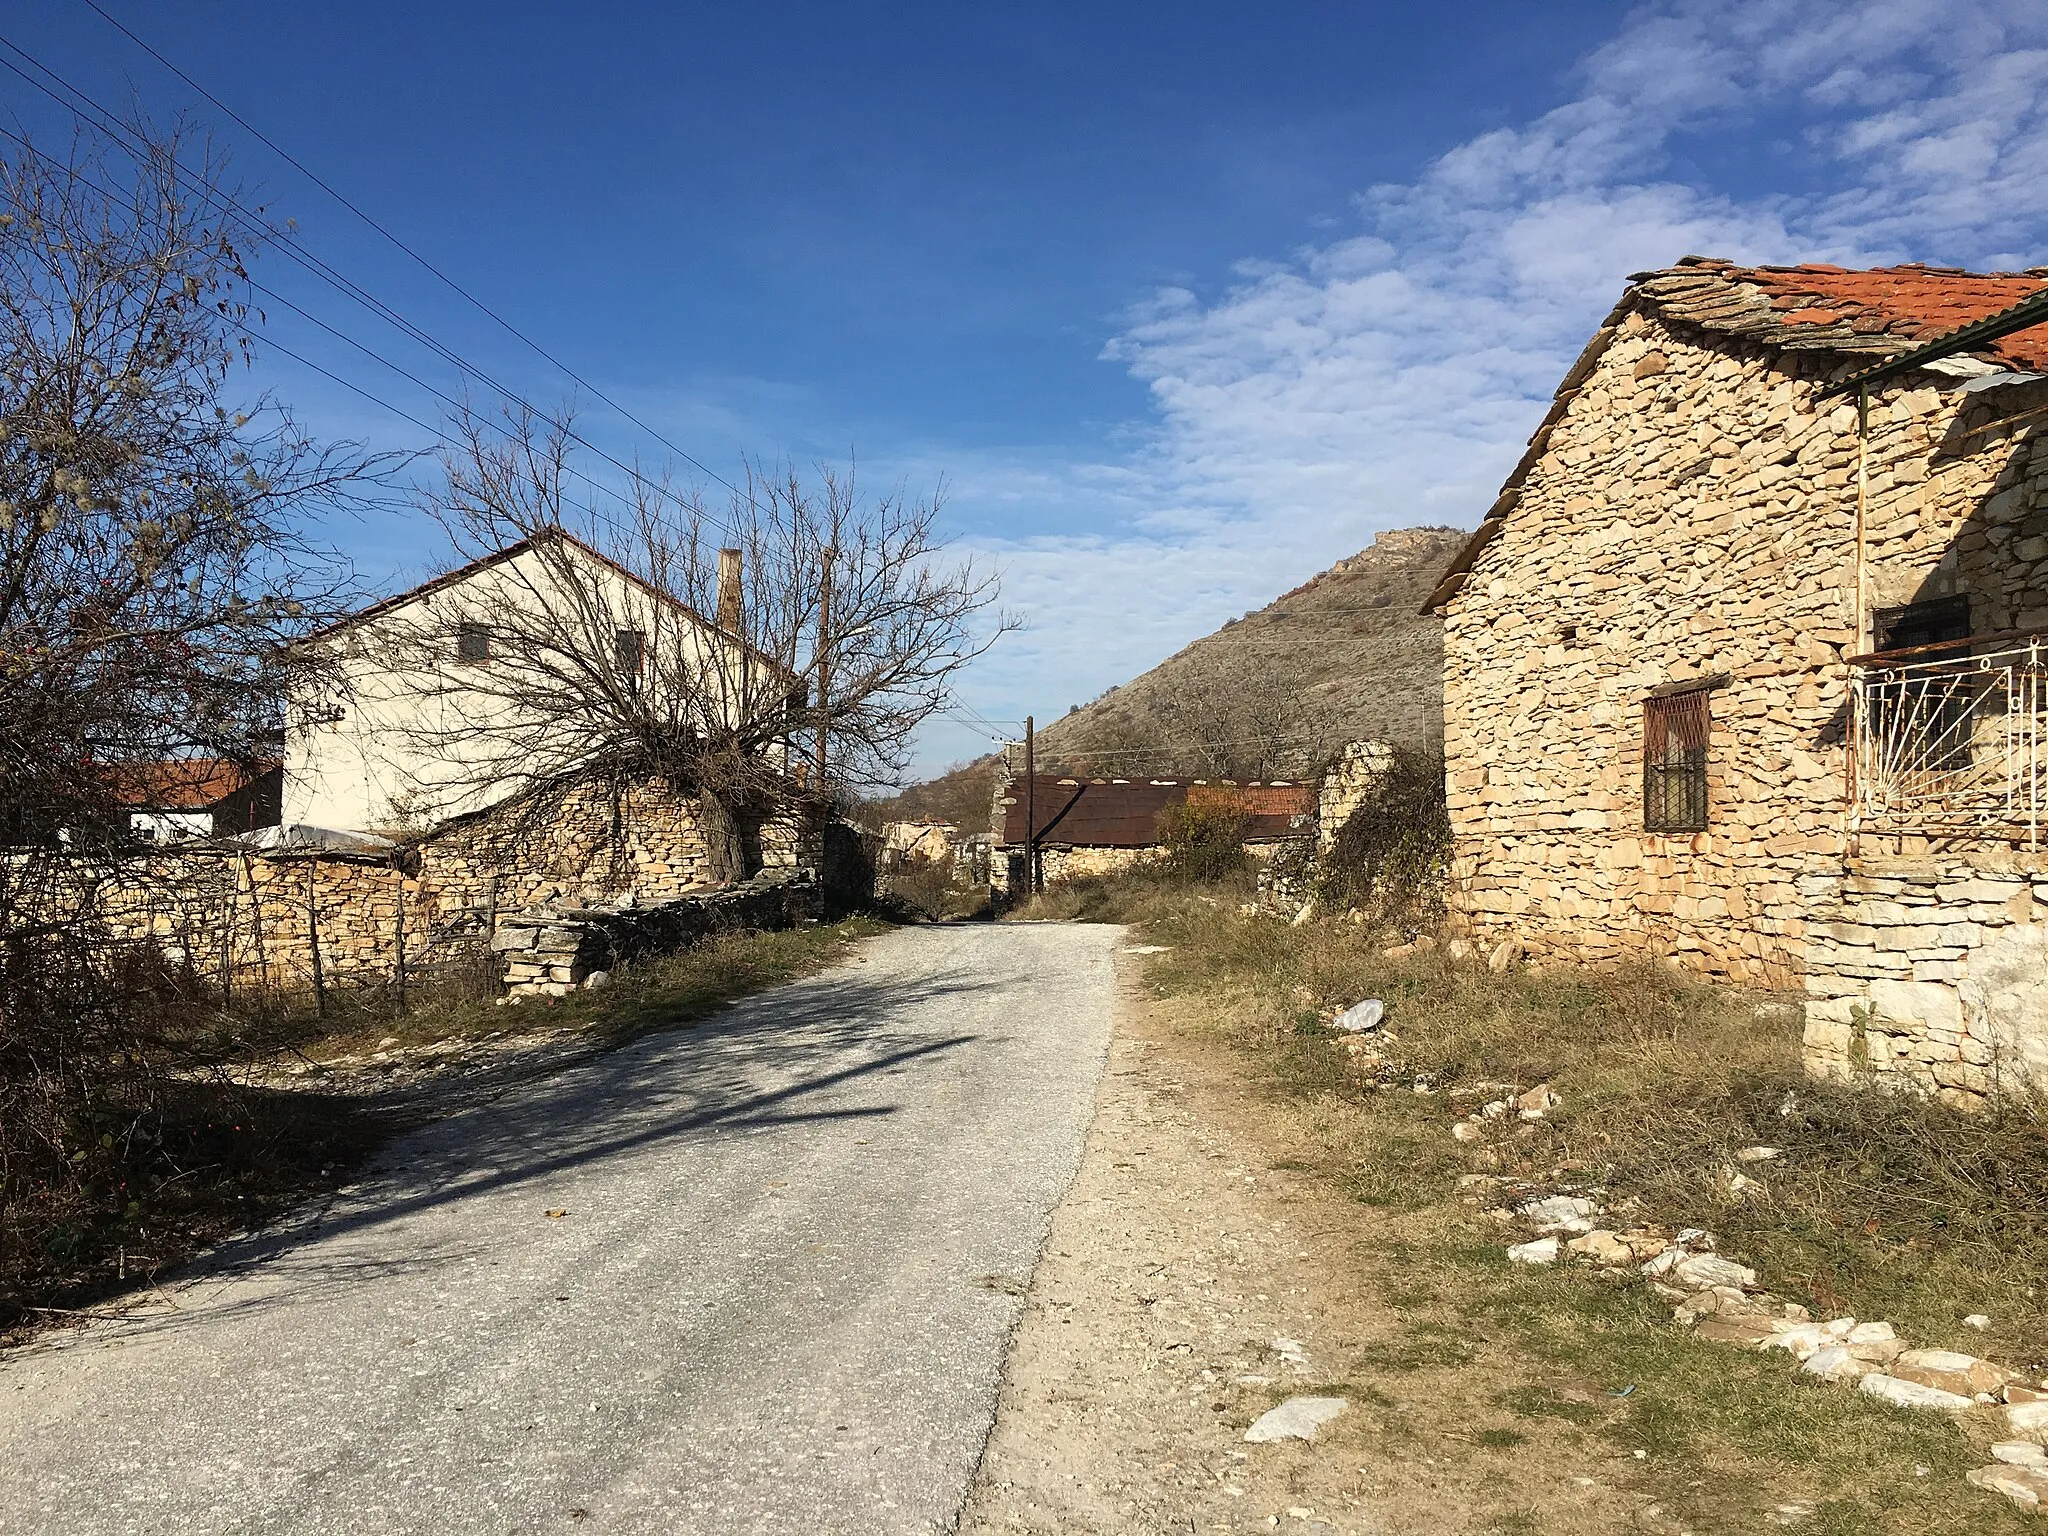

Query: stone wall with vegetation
[90,776,814,999]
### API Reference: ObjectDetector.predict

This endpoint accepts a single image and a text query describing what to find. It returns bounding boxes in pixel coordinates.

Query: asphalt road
[0,922,1119,1536]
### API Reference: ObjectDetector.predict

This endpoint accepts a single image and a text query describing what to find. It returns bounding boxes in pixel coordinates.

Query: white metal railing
[1850,638,2048,843]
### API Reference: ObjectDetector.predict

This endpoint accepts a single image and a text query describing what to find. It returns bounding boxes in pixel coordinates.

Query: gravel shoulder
[960,953,1667,1536]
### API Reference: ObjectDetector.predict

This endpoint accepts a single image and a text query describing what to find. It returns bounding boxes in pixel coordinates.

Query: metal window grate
[1644,688,1710,831]
[456,622,492,663]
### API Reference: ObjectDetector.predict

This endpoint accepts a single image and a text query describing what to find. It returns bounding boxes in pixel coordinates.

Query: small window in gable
[614,628,647,674]
[456,622,492,663]
[1643,687,1711,832]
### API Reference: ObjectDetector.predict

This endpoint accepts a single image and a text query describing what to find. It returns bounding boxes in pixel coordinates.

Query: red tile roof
[1423,258,2048,613]
[1632,259,2048,372]
[110,759,277,810]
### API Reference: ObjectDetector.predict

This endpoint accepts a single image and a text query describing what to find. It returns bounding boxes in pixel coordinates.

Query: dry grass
[1019,875,2048,1532]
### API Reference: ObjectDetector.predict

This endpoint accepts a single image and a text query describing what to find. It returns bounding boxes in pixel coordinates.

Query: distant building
[114,759,282,842]
[991,775,1313,894]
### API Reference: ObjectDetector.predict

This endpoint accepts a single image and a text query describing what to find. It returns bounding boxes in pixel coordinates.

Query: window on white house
[1643,687,1711,832]
[614,628,646,674]
[456,623,491,663]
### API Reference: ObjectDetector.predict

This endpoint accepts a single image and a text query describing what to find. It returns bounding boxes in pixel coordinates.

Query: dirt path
[961,952,1656,1536]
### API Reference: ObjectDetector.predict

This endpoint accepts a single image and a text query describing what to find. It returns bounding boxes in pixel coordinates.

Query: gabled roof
[1423,258,2048,613]
[1001,777,1313,848]
[312,527,787,676]
[1633,259,2048,371]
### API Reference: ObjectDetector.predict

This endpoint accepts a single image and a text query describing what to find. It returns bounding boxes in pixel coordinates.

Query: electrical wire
[77,0,742,498]
[0,37,748,539]
[0,121,700,538]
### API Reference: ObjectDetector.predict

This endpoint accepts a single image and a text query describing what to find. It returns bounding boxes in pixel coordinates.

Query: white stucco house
[286,531,773,837]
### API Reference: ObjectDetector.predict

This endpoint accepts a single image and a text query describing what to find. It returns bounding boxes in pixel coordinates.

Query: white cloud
[914,0,2048,778]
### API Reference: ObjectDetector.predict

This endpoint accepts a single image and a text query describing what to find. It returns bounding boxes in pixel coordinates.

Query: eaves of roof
[1420,258,2048,614]
[308,527,792,679]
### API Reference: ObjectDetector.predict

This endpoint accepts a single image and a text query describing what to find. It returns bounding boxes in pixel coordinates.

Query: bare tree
[0,122,374,847]
[354,403,1013,882]
[0,119,388,1300]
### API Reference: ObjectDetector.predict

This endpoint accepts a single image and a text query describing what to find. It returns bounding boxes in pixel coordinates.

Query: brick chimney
[717,548,743,632]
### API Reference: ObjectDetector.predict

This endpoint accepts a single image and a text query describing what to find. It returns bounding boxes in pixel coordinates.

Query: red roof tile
[110,759,277,810]
[1632,259,2048,372]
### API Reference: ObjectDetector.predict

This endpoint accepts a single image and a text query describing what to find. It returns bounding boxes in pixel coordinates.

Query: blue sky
[7,1,2048,776]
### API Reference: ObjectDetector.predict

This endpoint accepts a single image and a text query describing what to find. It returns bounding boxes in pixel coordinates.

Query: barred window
[1643,687,1710,832]
[456,622,492,663]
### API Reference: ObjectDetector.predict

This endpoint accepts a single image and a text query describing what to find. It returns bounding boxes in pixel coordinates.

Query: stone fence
[492,867,818,997]
[1801,845,2048,1105]
[54,774,816,1005]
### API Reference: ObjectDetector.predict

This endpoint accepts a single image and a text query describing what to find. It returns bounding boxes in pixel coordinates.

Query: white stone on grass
[1858,1373,1974,1413]
[1507,1237,1560,1265]
[1968,1464,2048,1510]
[1244,1396,1347,1443]
[1517,1195,1601,1234]
[1992,1442,2048,1467]
[2005,1396,2048,1439]
[1331,999,1384,1032]
[1800,1347,1870,1383]
[1670,1254,1757,1291]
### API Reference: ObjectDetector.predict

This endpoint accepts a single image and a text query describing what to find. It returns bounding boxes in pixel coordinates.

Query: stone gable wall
[1442,305,2048,1032]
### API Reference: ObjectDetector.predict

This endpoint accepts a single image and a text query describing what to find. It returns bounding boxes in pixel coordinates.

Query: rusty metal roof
[1000,778,1313,848]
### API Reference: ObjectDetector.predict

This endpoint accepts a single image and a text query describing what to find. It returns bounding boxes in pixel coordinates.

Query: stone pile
[1471,1161,2048,1512]
[491,867,816,998]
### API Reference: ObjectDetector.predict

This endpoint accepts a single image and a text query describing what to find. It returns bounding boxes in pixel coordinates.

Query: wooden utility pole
[1023,713,1036,895]
[306,862,326,1017]
[815,546,836,793]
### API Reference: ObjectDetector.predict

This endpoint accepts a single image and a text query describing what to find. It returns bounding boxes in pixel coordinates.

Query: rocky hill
[1035,525,1463,777]
[877,525,1463,825]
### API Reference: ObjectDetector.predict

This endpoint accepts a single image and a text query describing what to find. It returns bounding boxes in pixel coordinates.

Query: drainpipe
[1855,385,1870,653]
[1846,384,1871,858]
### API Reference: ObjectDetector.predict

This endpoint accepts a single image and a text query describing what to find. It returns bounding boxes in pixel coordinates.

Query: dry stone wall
[1442,306,2048,1099]
[1802,847,2048,1103]
[1443,309,2048,990]
[493,867,818,997]
[86,775,814,999]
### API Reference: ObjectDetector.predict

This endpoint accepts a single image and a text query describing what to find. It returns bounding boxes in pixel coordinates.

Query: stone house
[991,776,1313,895]
[1428,258,2048,1101]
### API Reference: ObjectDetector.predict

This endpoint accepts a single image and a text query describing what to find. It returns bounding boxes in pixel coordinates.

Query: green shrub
[1156,800,1253,884]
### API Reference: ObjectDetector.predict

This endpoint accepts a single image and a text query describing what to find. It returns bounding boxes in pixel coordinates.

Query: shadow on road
[70,952,1007,1342]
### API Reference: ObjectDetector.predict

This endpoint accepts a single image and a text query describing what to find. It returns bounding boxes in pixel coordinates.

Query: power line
[77,0,741,499]
[0,120,717,540]
[0,36,748,539]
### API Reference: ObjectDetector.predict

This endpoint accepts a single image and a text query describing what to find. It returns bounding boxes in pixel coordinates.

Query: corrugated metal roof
[1000,778,1313,848]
